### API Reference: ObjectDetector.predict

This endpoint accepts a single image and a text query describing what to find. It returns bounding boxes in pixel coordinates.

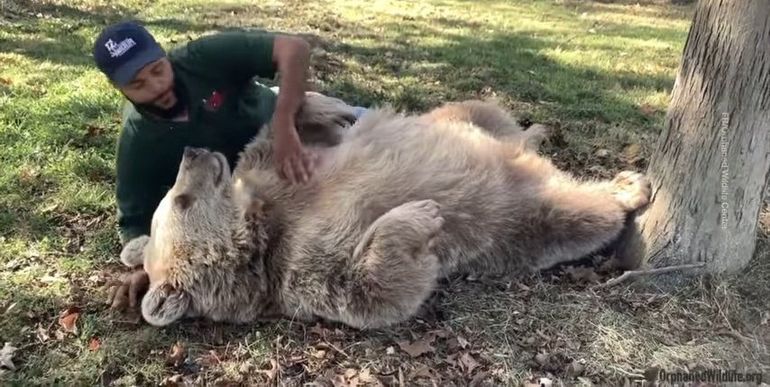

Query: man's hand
[273,121,317,184]
[105,269,150,311]
[270,34,314,184]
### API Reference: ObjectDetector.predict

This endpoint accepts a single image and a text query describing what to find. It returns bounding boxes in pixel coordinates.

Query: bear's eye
[174,194,194,210]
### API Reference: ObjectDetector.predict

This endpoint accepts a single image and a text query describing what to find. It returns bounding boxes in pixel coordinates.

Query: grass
[1,0,768,385]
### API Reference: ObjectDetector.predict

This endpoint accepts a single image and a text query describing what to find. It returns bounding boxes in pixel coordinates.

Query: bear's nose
[184,146,204,160]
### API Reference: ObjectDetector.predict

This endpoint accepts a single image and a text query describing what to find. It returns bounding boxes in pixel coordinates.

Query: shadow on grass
[325,19,675,127]
[0,207,56,240]
[591,20,687,41]
[588,0,695,5]
[4,1,680,128]
[553,0,695,21]
[0,1,228,68]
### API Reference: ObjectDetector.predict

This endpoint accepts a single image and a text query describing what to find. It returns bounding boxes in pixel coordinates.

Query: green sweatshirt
[115,30,278,243]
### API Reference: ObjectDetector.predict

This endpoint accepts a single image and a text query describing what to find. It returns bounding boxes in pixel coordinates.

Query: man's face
[119,57,177,109]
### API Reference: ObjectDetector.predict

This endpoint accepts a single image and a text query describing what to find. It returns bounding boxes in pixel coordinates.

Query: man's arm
[183,30,279,81]
[109,129,156,310]
[115,121,160,246]
[183,30,316,183]
[270,35,314,184]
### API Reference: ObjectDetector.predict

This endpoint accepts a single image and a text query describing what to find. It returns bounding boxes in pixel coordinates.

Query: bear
[113,99,651,329]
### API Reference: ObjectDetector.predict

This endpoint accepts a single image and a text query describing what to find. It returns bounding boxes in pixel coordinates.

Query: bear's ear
[141,282,190,327]
[174,193,195,210]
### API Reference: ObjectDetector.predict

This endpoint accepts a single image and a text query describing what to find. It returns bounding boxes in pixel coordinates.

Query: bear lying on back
[120,100,650,329]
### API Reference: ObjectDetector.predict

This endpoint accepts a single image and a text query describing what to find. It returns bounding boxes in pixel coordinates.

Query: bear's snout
[184,146,208,161]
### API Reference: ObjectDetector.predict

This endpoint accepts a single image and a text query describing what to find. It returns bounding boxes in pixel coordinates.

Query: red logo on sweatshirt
[203,90,225,111]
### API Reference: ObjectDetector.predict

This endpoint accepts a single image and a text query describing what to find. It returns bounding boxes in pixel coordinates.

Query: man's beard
[129,79,189,120]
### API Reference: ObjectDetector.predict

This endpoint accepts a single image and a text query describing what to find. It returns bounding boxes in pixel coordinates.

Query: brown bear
[117,99,650,329]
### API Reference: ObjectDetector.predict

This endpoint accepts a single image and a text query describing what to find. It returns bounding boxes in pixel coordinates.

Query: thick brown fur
[131,99,651,329]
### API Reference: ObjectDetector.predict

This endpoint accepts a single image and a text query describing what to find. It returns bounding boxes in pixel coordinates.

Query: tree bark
[618,0,770,274]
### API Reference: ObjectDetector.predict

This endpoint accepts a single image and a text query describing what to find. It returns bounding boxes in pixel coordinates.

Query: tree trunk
[618,0,770,274]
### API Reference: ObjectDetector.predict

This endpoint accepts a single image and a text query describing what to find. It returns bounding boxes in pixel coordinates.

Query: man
[93,21,359,264]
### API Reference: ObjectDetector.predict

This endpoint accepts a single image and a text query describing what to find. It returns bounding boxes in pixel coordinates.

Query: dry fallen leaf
[161,373,196,387]
[238,359,256,374]
[0,343,17,371]
[341,368,362,387]
[469,371,490,387]
[309,323,330,337]
[622,143,644,166]
[524,336,537,347]
[332,373,357,387]
[459,352,480,374]
[588,165,609,178]
[166,342,186,366]
[88,337,101,352]
[428,328,451,339]
[397,338,435,358]
[577,376,593,385]
[196,350,221,367]
[565,266,601,283]
[536,329,551,342]
[639,103,657,117]
[594,148,611,158]
[161,374,183,386]
[567,360,584,376]
[257,359,279,381]
[415,329,445,343]
[85,124,105,138]
[409,364,432,380]
[18,166,40,185]
[54,330,65,341]
[310,348,327,359]
[58,307,80,334]
[447,334,471,351]
[36,325,50,343]
[358,368,375,383]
